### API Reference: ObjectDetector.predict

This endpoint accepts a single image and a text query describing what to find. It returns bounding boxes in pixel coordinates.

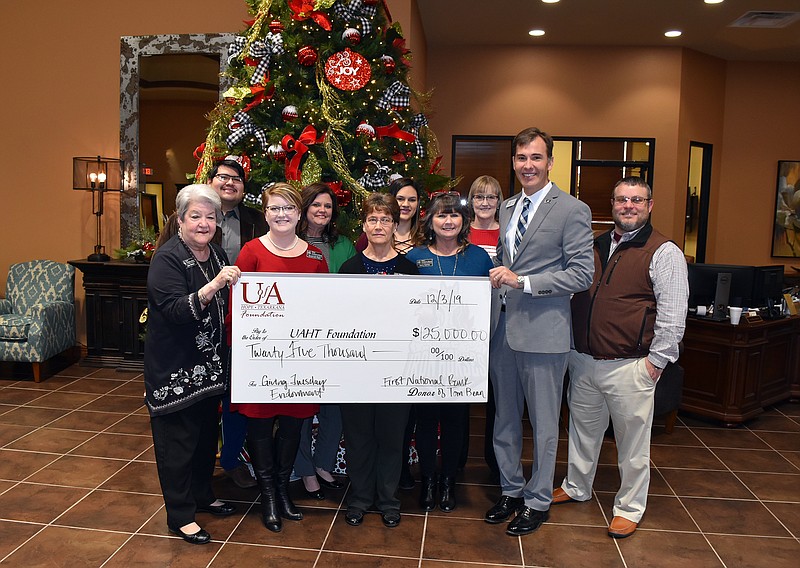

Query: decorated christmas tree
[194,0,453,223]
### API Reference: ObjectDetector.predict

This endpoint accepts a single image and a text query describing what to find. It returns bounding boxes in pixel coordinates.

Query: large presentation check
[230,273,490,403]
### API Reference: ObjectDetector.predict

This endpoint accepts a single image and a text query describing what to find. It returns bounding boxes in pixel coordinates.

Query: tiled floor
[1,363,799,567]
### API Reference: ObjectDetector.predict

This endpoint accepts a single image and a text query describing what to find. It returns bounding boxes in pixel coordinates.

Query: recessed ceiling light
[529,29,546,37]
[542,0,560,4]
[704,0,724,4]
[664,30,682,38]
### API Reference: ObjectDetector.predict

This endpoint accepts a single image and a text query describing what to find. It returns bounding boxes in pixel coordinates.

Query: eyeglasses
[266,205,298,214]
[365,216,395,226]
[215,173,244,184]
[612,196,651,205]
[473,194,499,203]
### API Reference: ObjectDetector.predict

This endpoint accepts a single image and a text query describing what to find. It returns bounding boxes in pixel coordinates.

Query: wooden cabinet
[69,260,149,371]
[681,316,799,425]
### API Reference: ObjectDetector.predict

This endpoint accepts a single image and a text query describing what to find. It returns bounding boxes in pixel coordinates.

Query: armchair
[0,260,78,382]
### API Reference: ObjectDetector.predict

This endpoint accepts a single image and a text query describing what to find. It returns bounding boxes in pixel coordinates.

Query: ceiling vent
[729,11,800,28]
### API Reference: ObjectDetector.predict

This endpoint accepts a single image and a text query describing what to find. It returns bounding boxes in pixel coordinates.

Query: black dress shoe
[381,511,401,528]
[169,526,211,545]
[196,502,236,516]
[304,487,326,500]
[316,473,345,489]
[484,495,524,524]
[505,506,549,536]
[345,510,364,526]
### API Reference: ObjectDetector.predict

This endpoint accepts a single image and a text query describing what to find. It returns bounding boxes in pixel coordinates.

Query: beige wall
[426,45,684,238]
[716,61,800,266]
[675,49,728,257]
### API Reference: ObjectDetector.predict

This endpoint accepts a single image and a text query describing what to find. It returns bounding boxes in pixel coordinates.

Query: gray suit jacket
[491,184,594,354]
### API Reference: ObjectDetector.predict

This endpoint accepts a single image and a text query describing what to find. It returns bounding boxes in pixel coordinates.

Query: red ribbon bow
[392,37,411,66]
[288,0,332,31]
[281,125,325,180]
[375,122,416,144]
[325,181,352,207]
[243,83,275,112]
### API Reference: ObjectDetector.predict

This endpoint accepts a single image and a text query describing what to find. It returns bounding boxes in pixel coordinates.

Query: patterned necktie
[514,197,531,255]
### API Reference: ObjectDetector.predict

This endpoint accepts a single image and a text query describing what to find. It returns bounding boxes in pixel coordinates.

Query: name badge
[306,250,324,261]
[416,258,434,268]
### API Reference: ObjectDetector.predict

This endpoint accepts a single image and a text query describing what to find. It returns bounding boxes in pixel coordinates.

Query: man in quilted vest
[554,177,688,538]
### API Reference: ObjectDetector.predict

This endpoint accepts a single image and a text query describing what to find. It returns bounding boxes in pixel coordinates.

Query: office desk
[680,316,799,426]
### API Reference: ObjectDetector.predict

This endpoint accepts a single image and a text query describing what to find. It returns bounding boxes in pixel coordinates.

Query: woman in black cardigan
[145,184,241,544]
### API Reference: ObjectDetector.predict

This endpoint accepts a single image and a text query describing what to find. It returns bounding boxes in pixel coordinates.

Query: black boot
[439,476,456,512]
[419,475,437,511]
[247,420,282,532]
[275,420,303,522]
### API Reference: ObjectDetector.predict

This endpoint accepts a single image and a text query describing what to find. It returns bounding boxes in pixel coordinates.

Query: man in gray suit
[485,127,594,536]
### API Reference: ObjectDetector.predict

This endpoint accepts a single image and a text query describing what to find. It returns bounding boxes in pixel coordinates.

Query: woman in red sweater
[231,183,327,533]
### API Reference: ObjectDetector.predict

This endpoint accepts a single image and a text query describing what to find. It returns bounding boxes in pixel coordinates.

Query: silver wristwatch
[516,275,525,288]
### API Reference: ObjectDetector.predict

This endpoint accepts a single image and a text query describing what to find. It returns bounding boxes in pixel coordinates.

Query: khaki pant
[560,350,656,523]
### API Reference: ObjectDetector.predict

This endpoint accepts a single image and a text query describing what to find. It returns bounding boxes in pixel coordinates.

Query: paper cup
[729,306,743,325]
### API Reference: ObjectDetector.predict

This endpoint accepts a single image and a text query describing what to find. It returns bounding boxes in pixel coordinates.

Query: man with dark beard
[553,176,688,539]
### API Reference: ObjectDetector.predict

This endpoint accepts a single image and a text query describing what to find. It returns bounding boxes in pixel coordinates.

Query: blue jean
[220,394,248,471]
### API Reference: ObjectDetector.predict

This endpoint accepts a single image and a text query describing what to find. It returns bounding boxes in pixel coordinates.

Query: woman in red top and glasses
[231,183,327,534]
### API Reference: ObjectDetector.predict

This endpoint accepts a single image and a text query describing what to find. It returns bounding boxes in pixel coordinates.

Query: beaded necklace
[433,248,459,276]
[178,236,226,345]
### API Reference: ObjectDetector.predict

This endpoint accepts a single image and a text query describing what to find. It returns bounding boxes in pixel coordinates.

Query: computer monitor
[752,265,785,316]
[687,264,756,315]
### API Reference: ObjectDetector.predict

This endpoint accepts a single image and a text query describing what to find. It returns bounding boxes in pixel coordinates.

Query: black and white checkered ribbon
[377,81,411,110]
[333,0,378,35]
[357,159,392,190]
[408,113,428,157]
[227,36,248,64]
[249,33,284,85]
[227,111,269,150]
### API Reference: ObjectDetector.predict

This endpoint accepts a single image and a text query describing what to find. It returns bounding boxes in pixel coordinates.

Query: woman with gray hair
[145,184,242,545]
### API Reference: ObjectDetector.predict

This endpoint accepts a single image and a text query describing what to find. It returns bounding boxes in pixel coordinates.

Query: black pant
[415,402,470,478]
[150,395,220,529]
[340,403,410,514]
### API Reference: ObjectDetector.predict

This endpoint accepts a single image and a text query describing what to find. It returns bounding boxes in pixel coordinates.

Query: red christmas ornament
[324,49,371,91]
[268,19,285,33]
[356,122,376,138]
[268,143,287,161]
[342,27,361,46]
[297,45,318,66]
[380,55,396,74]
[282,105,298,122]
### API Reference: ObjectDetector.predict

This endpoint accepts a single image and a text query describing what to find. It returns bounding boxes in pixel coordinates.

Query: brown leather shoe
[552,487,577,505]
[607,516,638,538]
